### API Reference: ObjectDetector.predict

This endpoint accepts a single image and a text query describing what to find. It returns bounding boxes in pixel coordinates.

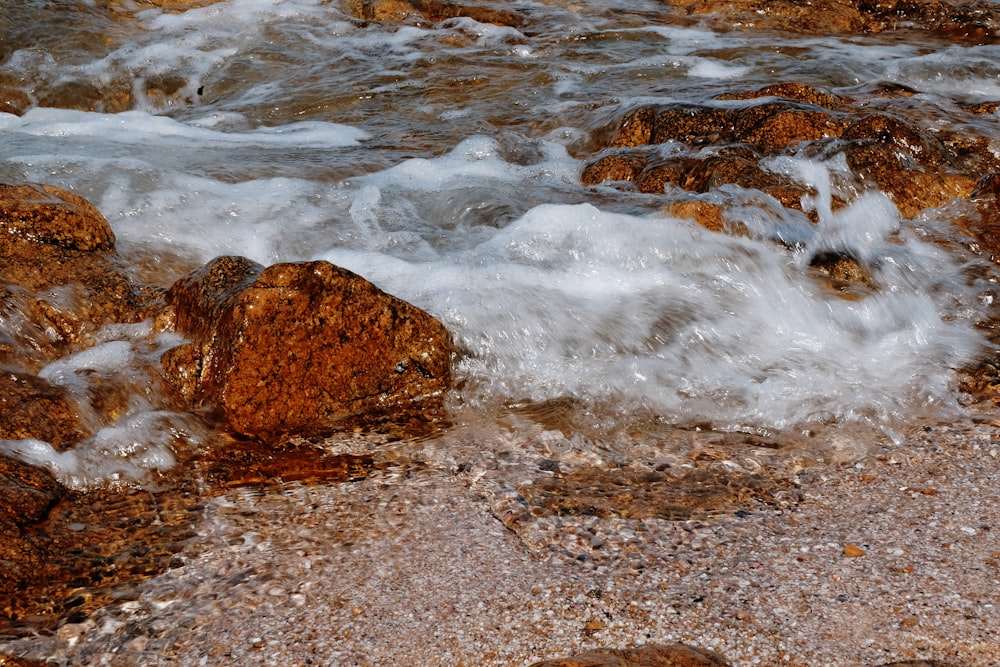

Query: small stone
[843,543,866,557]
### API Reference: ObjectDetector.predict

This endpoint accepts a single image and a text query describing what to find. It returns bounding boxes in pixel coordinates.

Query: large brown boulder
[160,256,453,441]
[528,643,731,667]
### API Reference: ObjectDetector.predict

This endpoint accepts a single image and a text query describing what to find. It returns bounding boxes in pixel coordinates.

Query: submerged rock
[161,256,453,441]
[0,372,89,451]
[0,454,201,631]
[528,642,731,667]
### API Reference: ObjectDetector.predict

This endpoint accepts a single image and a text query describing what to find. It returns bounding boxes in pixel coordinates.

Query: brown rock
[963,100,1000,114]
[717,82,851,109]
[844,143,976,217]
[528,642,731,667]
[736,107,846,150]
[348,0,523,26]
[685,153,775,192]
[843,543,866,557]
[637,159,693,194]
[0,372,88,451]
[841,113,953,170]
[808,251,877,297]
[162,257,453,440]
[665,0,1000,38]
[0,477,200,629]
[518,466,788,522]
[667,200,727,233]
[582,154,648,186]
[609,107,655,148]
[0,183,115,256]
[0,183,146,353]
[651,105,734,146]
[35,79,132,114]
[0,453,65,530]
[0,74,30,116]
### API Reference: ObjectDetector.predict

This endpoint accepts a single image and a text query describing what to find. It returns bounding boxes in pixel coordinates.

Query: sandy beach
[2,413,995,667]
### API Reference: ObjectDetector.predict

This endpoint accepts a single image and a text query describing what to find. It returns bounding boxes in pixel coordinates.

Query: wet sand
[4,414,998,666]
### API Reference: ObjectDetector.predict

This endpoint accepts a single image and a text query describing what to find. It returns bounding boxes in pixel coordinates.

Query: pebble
[843,544,866,557]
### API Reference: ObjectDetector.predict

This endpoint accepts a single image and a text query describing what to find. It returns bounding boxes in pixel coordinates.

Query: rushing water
[2,0,1000,486]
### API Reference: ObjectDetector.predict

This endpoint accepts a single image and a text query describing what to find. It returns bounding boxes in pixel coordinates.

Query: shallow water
[2,0,1000,487]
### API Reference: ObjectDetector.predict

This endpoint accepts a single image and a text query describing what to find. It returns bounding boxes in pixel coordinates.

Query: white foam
[319,189,984,434]
[885,45,1000,100]
[39,341,136,392]
[6,108,368,147]
[2,410,188,490]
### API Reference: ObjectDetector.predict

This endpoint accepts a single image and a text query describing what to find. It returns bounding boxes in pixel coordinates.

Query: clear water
[1,0,999,486]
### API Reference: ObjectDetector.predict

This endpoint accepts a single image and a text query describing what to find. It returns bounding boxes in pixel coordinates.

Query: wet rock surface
[346,0,523,27]
[0,451,199,633]
[0,183,149,366]
[0,372,88,451]
[0,184,453,635]
[528,643,731,667]
[160,256,453,441]
[664,0,1000,38]
[582,83,998,223]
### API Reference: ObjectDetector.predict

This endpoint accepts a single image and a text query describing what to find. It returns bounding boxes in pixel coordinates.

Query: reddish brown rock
[0,183,146,348]
[582,154,648,186]
[666,200,727,233]
[637,159,694,194]
[161,256,453,441]
[584,85,996,222]
[664,0,1000,38]
[841,113,954,169]
[35,79,132,114]
[0,372,88,451]
[609,107,656,148]
[0,453,65,531]
[717,82,851,109]
[347,0,523,26]
[843,142,976,218]
[651,105,734,146]
[0,469,200,629]
[0,75,30,116]
[528,642,731,667]
[736,107,846,150]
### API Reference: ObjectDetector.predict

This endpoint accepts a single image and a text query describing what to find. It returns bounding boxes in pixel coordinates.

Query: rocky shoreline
[4,0,1000,664]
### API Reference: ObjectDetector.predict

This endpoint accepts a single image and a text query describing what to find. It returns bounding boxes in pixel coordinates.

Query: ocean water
[1,0,999,486]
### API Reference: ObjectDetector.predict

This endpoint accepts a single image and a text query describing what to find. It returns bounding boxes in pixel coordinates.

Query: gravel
[3,416,999,666]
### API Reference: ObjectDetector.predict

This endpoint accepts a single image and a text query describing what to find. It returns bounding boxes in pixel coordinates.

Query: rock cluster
[666,0,1000,39]
[0,182,453,630]
[582,82,997,222]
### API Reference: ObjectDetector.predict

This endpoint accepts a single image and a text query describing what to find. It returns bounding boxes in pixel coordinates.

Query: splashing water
[1,0,997,486]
